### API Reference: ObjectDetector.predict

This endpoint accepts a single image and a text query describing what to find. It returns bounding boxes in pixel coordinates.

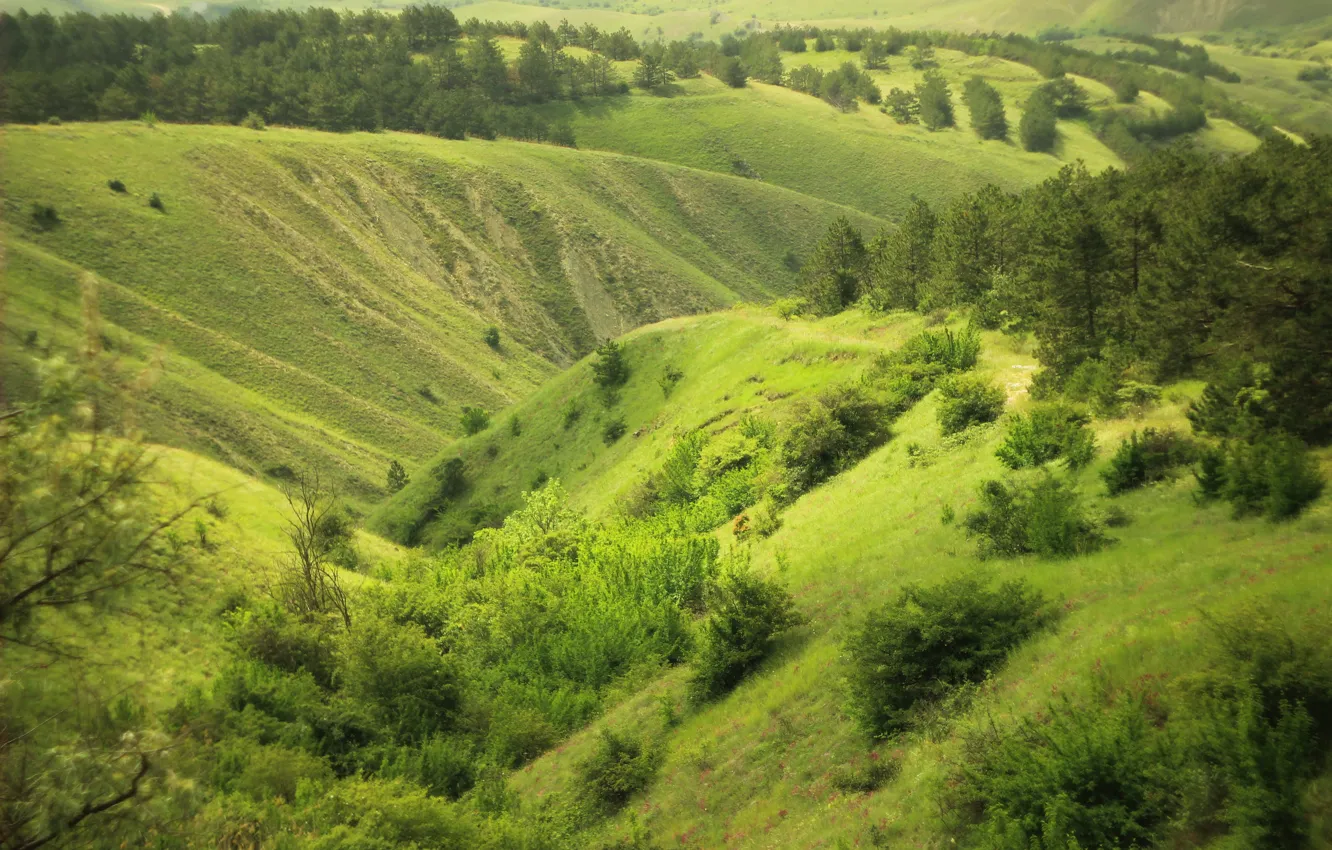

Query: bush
[995,403,1095,470]
[603,417,627,444]
[1206,432,1325,520]
[937,375,1005,435]
[460,406,490,435]
[228,603,338,688]
[659,365,683,396]
[689,564,804,702]
[963,694,1184,850]
[107,178,127,193]
[576,728,661,810]
[483,325,500,348]
[387,459,409,493]
[779,384,890,498]
[773,297,806,320]
[1101,429,1197,496]
[963,475,1108,559]
[241,110,266,130]
[337,616,461,743]
[148,192,164,211]
[898,325,980,372]
[29,203,60,230]
[845,577,1053,738]
[592,340,630,389]
[829,754,900,793]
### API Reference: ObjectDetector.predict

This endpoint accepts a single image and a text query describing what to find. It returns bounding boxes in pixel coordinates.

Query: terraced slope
[2,122,882,501]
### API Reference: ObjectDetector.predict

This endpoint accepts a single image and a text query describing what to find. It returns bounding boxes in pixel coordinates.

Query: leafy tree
[915,70,954,130]
[867,196,935,310]
[802,216,868,314]
[962,76,1007,140]
[739,35,783,84]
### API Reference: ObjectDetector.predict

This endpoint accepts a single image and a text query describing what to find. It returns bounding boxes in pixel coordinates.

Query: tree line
[801,136,1332,446]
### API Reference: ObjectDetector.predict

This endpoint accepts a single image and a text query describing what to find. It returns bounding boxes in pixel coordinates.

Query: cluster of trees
[806,137,1332,448]
[0,4,635,139]
[786,61,880,111]
[1105,31,1242,82]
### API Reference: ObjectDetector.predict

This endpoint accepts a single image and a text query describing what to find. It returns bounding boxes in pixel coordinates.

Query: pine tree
[962,76,1007,140]
[867,197,936,311]
[915,71,954,131]
[803,217,868,315]
[1019,92,1058,152]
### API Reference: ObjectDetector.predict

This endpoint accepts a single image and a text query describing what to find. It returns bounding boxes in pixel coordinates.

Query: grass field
[490,307,1332,849]
[2,121,882,504]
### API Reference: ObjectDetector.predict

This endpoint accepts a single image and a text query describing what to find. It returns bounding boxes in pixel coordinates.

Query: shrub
[561,399,582,429]
[241,110,266,130]
[385,734,476,799]
[963,694,1184,850]
[483,325,500,348]
[592,340,630,389]
[107,178,127,193]
[47,115,60,124]
[1208,432,1325,520]
[830,754,900,793]
[576,729,661,810]
[779,384,889,498]
[659,365,683,396]
[338,615,461,744]
[773,297,806,320]
[845,577,1053,738]
[488,704,557,768]
[29,203,60,230]
[1101,429,1197,496]
[689,564,804,701]
[995,403,1095,470]
[964,475,1108,559]
[898,325,980,372]
[387,459,409,493]
[228,603,338,688]
[937,375,1005,435]
[603,417,627,444]
[148,192,164,211]
[460,406,490,435]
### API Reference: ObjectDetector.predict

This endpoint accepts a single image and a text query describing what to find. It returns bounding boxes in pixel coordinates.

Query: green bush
[107,178,127,193]
[963,475,1108,559]
[937,375,1005,435]
[689,564,804,702]
[603,417,627,444]
[148,192,164,211]
[460,406,490,435]
[337,616,461,743]
[964,694,1183,850]
[576,728,661,810]
[1201,433,1325,520]
[29,203,60,230]
[384,734,477,800]
[228,603,338,688]
[995,403,1096,470]
[845,577,1053,738]
[898,325,980,372]
[779,384,889,498]
[1100,429,1197,496]
[659,364,683,396]
[483,325,501,348]
[241,110,266,130]
[387,459,409,493]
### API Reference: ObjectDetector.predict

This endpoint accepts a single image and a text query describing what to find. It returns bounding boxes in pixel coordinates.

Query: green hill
[2,121,883,502]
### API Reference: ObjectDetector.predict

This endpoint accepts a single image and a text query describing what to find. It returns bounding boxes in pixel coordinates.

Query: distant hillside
[2,122,881,502]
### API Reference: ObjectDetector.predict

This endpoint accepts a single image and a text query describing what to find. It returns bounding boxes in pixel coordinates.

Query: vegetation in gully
[3,1,1332,849]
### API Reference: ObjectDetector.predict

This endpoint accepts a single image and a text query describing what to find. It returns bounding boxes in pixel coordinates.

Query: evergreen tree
[387,460,409,493]
[803,217,868,315]
[929,191,998,307]
[915,70,954,131]
[867,197,936,311]
[962,76,1007,140]
[883,87,919,124]
[1019,91,1058,152]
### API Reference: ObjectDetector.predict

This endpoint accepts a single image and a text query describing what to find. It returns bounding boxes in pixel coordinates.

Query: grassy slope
[2,122,880,503]
[370,308,923,545]
[499,308,1332,849]
[535,59,1123,224]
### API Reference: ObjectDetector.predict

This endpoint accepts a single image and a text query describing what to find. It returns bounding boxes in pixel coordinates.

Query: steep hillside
[370,308,927,545]
[2,122,882,502]
[499,309,1332,849]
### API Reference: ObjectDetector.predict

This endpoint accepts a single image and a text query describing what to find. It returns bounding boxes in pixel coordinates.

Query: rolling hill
[2,121,885,503]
